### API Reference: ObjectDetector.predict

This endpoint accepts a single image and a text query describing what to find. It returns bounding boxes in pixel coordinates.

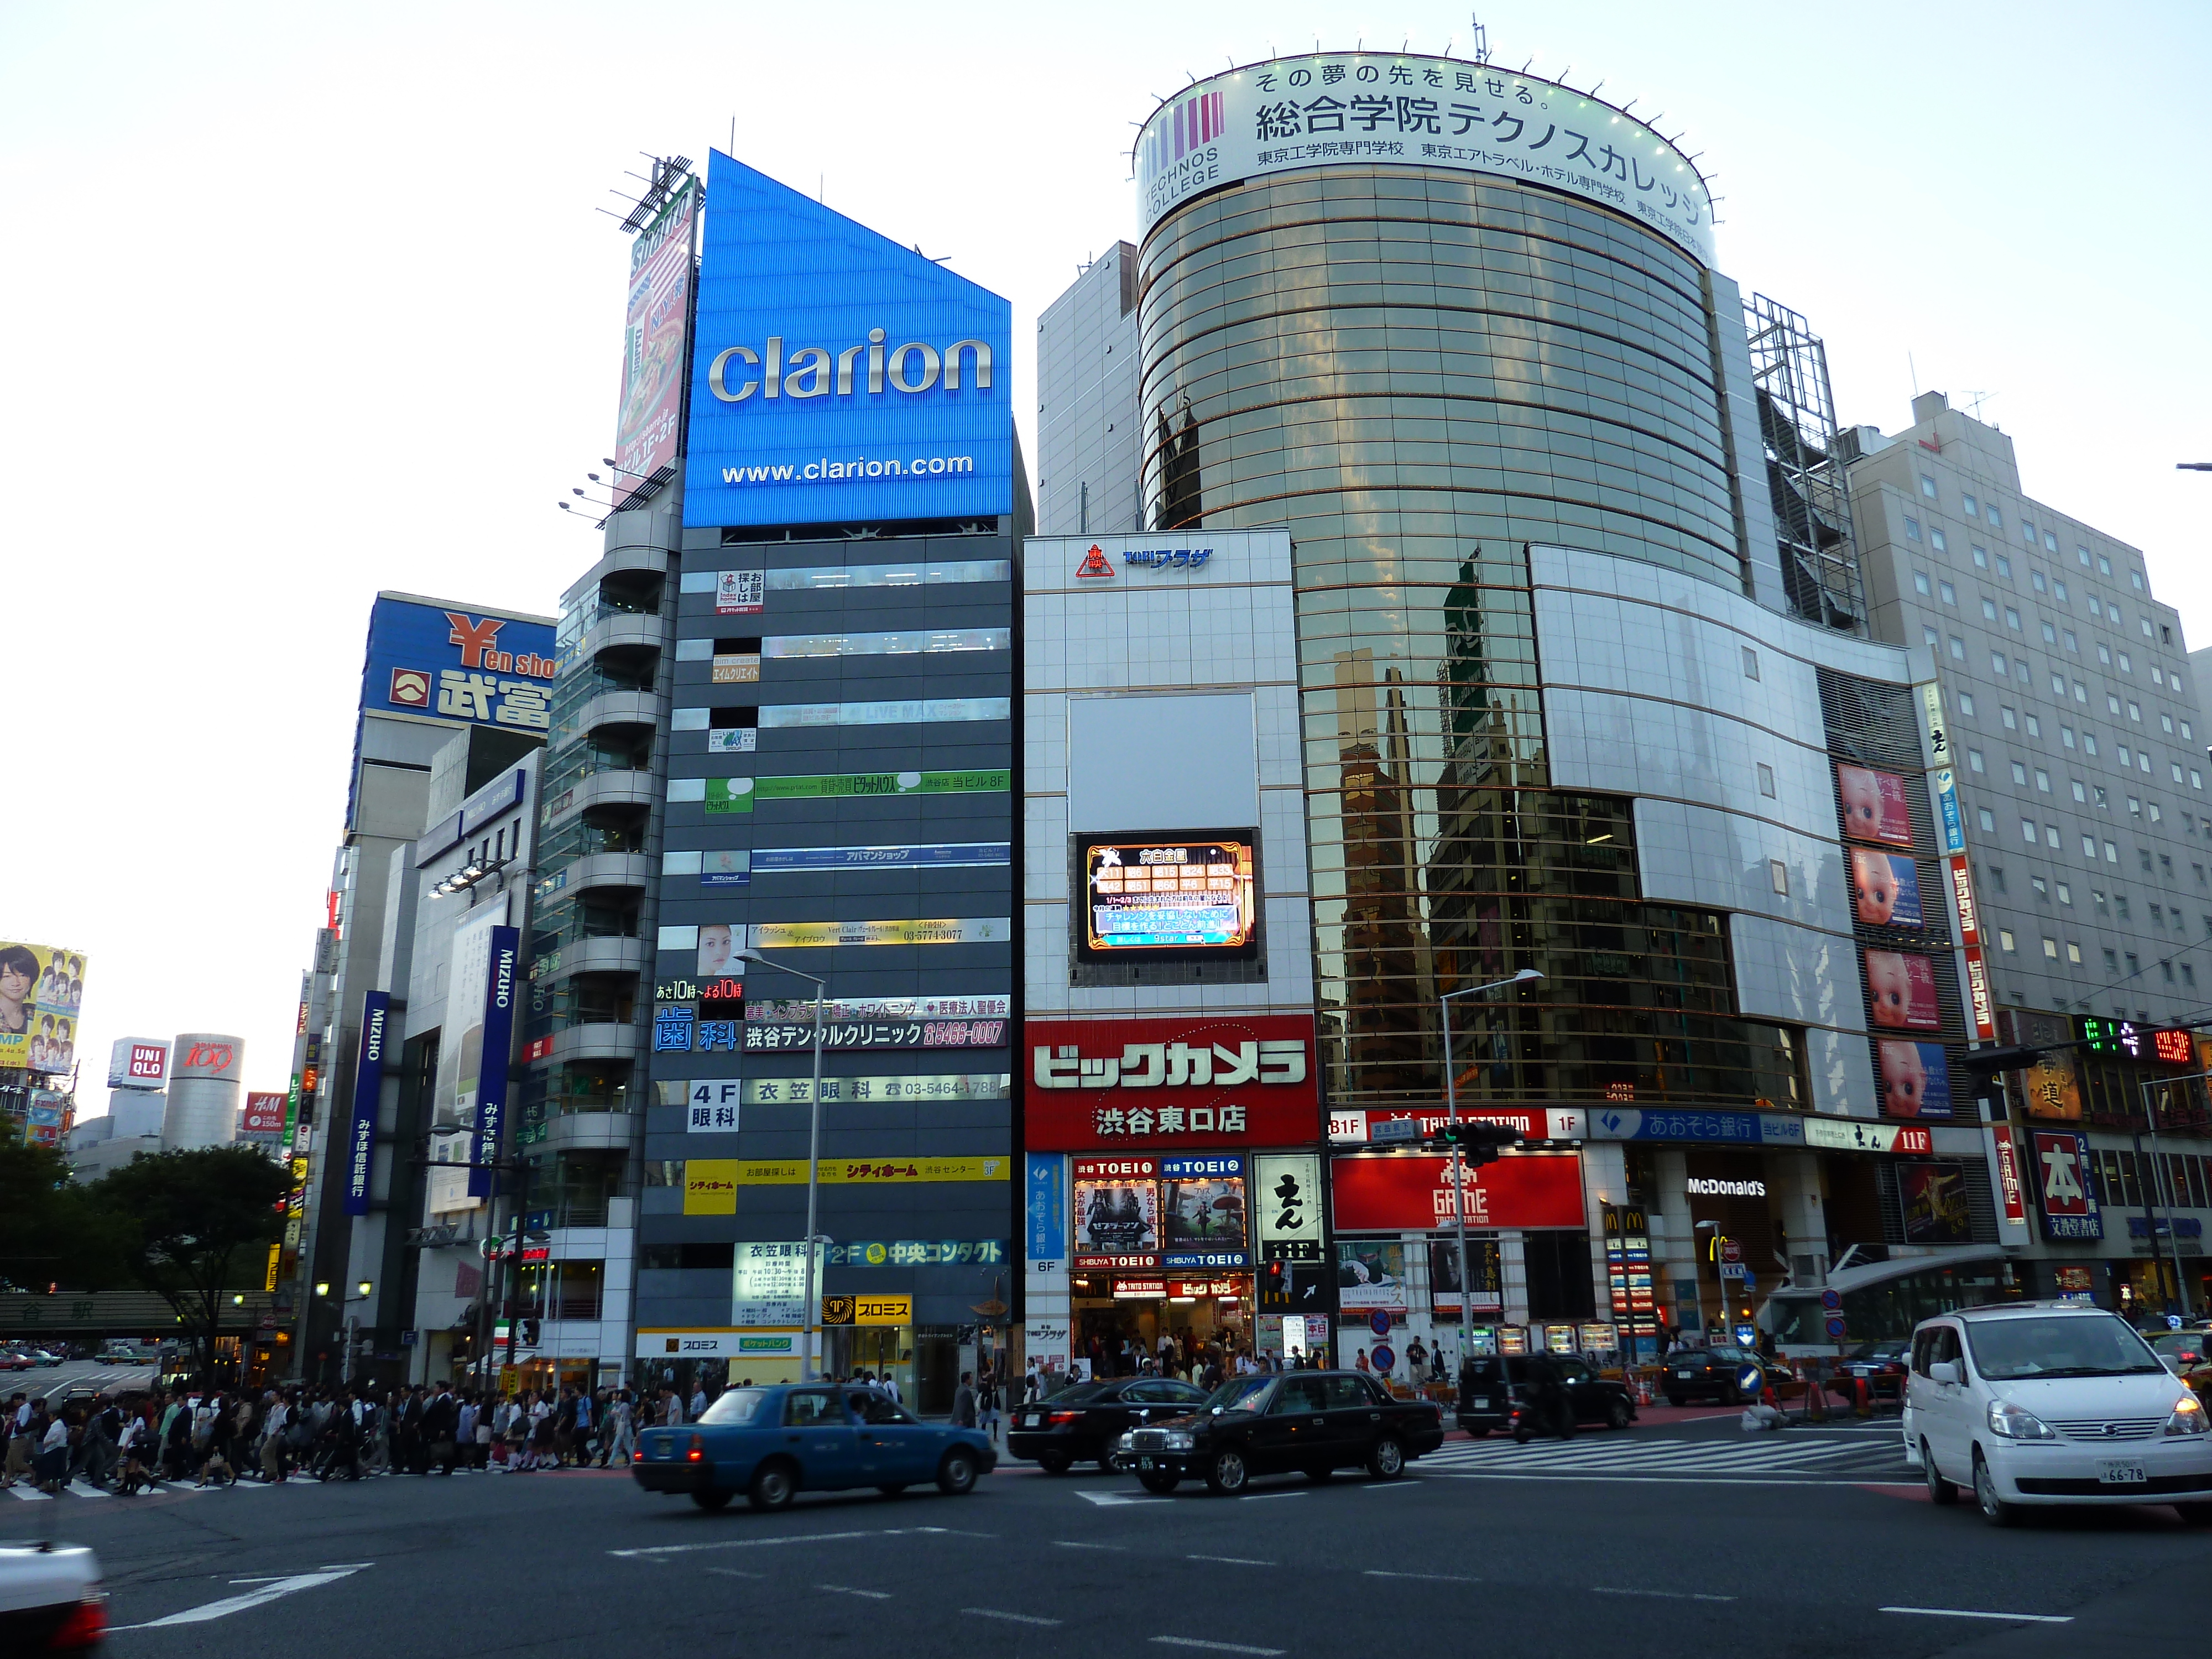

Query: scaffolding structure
[1746,293,1864,634]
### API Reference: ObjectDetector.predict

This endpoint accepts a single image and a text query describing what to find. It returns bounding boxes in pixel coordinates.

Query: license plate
[1676,1370,1693,1379]
[1138,1456,1155,1470]
[1023,1414,1041,1427]
[1470,1397,1491,1409]
[2098,1460,2147,1485]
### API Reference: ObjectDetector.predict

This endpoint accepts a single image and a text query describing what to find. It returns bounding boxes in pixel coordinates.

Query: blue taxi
[633,1383,997,1511]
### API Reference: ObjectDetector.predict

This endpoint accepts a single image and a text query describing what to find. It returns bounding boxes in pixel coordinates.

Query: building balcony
[545,1021,639,1066]
[544,768,656,823]
[539,1109,639,1156]
[580,611,666,665]
[531,932,645,984]
[577,687,661,740]
[565,851,654,901]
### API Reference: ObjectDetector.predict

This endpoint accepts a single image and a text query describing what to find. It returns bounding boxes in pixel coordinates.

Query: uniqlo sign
[1331,1150,1585,1232]
[1025,1015,1319,1150]
[2032,1130,2104,1241]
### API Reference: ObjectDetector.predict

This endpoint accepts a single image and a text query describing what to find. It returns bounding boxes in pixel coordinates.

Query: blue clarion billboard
[682,150,1014,530]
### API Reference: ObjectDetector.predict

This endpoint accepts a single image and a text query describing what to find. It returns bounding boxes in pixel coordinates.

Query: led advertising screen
[1160,1154,1248,1269]
[0,941,86,1074]
[1077,831,1258,962]
[613,177,698,508]
[682,150,1013,529]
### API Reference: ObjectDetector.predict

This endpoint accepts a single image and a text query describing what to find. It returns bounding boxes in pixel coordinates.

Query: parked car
[0,1540,103,1650]
[1908,1300,2212,1526]
[632,1383,995,1512]
[1117,1370,1444,1495]
[1662,1344,1772,1406]
[1824,1339,1912,1405]
[1455,1354,1637,1435]
[1008,1376,1209,1473]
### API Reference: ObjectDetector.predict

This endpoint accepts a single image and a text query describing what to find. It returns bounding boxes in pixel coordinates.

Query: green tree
[87,1146,290,1378]
[0,1136,129,1294]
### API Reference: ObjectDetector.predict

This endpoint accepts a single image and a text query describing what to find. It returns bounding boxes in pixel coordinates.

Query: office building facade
[1034,50,2021,1362]
[633,152,1022,1410]
[1849,392,2212,1314]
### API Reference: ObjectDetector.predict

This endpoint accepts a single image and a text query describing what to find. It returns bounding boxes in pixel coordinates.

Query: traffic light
[1259,1260,1291,1311]
[1957,1045,2048,1080]
[1429,1120,1521,1167]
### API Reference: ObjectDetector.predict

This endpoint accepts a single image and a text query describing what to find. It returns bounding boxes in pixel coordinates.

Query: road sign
[1819,1288,1842,1312]
[1824,1316,1848,1339]
[1737,1365,1765,1395]
[1370,1345,1396,1375]
[1720,1240,1743,1264]
[1369,1310,1393,1338]
[1368,1117,1420,1145]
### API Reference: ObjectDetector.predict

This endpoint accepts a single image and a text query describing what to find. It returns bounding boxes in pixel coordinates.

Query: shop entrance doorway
[1070,1275,1251,1379]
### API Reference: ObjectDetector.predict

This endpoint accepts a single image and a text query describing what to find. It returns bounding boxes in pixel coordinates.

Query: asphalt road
[20,1418,2210,1659]
[2,1359,159,1406]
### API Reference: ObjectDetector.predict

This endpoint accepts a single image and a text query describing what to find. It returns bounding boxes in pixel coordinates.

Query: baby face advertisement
[1836,764,1913,848]
[1877,1040,1952,1118]
[1851,849,1924,928]
[1865,950,1940,1030]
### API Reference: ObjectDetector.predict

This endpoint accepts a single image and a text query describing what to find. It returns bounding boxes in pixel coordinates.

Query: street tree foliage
[0,1136,128,1294]
[87,1146,290,1377]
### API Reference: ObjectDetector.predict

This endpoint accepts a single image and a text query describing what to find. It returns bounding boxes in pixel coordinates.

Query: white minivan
[1907,1301,2212,1526]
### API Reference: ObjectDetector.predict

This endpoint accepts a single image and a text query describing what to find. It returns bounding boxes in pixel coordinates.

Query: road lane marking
[817,1584,893,1599]
[1359,1480,1420,1489]
[706,1568,764,1580]
[108,1566,371,1629]
[964,1608,1062,1626]
[1053,1541,1128,1550]
[1151,1638,1286,1656]
[1237,1490,1307,1501]
[1189,1554,1275,1566]
[1364,1570,1479,1583]
[611,1530,874,1558]
[1881,1607,2073,1624]
[1591,1587,1735,1602]
[6,1485,53,1501]
[1077,1491,1171,1506]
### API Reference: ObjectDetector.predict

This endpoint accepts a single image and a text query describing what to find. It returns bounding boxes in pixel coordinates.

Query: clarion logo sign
[706,332,993,403]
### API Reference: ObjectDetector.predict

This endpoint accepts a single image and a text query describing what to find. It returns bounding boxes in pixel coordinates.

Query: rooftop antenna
[1961,389,1996,420]
[1470,15,1491,64]
[1908,352,1920,397]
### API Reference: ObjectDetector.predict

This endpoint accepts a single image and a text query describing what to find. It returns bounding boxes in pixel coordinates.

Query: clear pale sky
[4,2,2205,1114]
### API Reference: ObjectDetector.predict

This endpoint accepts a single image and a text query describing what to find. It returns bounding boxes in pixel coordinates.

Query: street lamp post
[1439,969,1543,1363]
[2135,1073,2198,1322]
[738,947,827,1380]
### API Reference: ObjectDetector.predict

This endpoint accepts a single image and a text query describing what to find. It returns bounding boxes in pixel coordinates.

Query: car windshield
[2152,1333,2208,1360]
[1047,1381,1110,1404]
[1204,1376,1276,1413]
[698,1388,769,1426]
[1963,1314,2166,1380]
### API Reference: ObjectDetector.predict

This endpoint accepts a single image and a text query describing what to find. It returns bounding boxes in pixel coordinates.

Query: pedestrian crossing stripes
[3,1464,630,1499]
[1416,1429,1913,1484]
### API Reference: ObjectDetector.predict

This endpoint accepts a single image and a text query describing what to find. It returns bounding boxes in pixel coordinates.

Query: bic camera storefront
[1025,1017,1331,1376]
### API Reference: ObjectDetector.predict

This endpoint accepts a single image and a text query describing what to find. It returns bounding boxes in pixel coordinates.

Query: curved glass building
[1132,54,1811,1114]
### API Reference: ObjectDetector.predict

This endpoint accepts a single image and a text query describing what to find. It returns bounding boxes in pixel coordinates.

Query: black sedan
[1822,1339,1910,1405]
[1456,1354,1638,1435]
[1118,1370,1444,1495]
[1662,1344,1771,1406]
[1007,1376,1210,1472]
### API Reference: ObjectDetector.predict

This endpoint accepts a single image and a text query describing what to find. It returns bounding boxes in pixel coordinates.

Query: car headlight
[1985,1399,2058,1441]
[1157,1430,1195,1451]
[1115,1432,1135,1451]
[2166,1395,2209,1436]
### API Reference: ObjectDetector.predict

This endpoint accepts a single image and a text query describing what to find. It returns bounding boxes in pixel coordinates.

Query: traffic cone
[1854,1375,1870,1416]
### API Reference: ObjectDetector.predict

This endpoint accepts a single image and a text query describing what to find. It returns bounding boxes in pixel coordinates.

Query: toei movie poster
[1072,1158,1160,1266]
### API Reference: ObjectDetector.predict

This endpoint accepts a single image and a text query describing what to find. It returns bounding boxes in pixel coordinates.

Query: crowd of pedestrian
[1,1380,651,1494]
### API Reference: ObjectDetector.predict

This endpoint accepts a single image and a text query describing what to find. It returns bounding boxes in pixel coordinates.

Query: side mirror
[1928,1361,1961,1386]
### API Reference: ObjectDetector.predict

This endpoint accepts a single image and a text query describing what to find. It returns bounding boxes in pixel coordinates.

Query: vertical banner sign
[1989,1125,2028,1228]
[342,992,390,1217]
[469,928,521,1197]
[1026,1152,1067,1264]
